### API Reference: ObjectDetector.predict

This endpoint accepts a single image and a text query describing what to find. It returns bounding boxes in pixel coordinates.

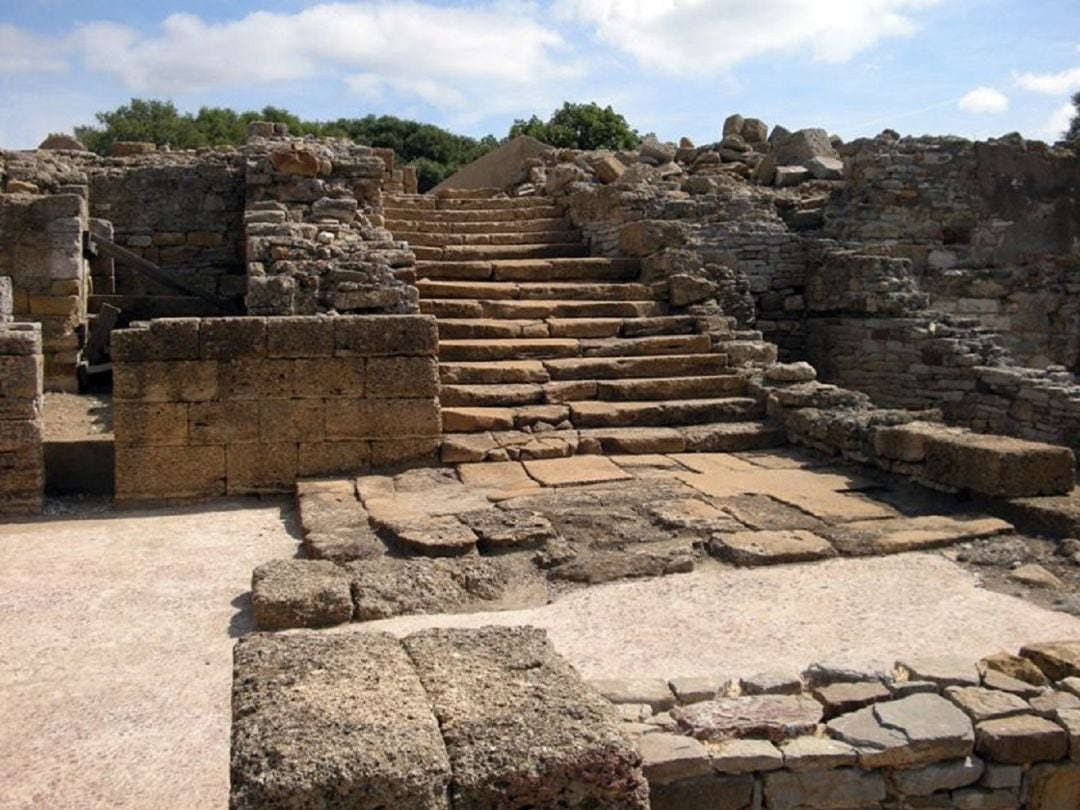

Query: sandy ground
[0,500,298,810]
[2,498,1080,809]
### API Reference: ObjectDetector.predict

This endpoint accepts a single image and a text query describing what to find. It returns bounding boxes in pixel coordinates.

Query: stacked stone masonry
[111,314,440,503]
[0,276,45,515]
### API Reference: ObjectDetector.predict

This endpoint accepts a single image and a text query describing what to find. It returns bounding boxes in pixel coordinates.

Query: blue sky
[1,0,1078,148]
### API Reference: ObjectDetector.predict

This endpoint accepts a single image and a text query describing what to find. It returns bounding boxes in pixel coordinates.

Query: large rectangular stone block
[258,399,324,443]
[298,440,372,477]
[220,359,295,400]
[112,401,189,446]
[334,314,438,357]
[325,398,440,440]
[115,445,225,501]
[0,323,42,357]
[230,633,451,810]
[366,355,439,399]
[189,401,259,444]
[402,626,649,808]
[294,357,365,398]
[371,437,440,468]
[112,319,200,361]
[266,316,335,357]
[0,354,43,399]
[226,442,298,494]
[198,317,266,360]
[923,431,1075,497]
[113,360,218,402]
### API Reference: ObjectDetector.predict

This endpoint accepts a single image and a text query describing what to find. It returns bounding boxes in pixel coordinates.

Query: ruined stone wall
[826,135,1080,370]
[111,314,440,503]
[0,192,89,391]
[0,277,45,515]
[244,131,417,316]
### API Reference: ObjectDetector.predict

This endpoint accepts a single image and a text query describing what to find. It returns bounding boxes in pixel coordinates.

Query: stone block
[402,626,649,808]
[230,632,451,809]
[258,399,324,443]
[637,733,712,784]
[226,442,298,494]
[673,694,823,743]
[198,317,265,360]
[922,431,1075,497]
[366,355,439,399]
[220,359,296,400]
[189,402,259,444]
[249,559,354,630]
[889,755,985,796]
[590,679,677,712]
[0,355,43,399]
[763,767,886,810]
[115,445,225,501]
[325,398,440,440]
[294,357,365,397]
[975,715,1068,764]
[710,738,784,773]
[113,360,218,402]
[112,401,189,446]
[1021,641,1080,681]
[648,774,754,810]
[334,315,438,357]
[370,437,440,467]
[298,441,372,477]
[780,736,859,771]
[0,324,43,357]
[266,315,336,357]
[1025,762,1080,809]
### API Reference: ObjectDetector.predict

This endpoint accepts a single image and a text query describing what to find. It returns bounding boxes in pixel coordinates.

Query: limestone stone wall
[0,191,89,391]
[244,130,418,316]
[0,277,45,515]
[111,314,440,503]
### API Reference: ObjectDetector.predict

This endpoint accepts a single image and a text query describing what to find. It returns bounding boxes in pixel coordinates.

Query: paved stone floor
[2,454,1080,808]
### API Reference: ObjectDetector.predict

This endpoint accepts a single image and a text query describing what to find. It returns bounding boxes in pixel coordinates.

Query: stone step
[431,187,501,199]
[417,280,652,302]
[543,353,731,381]
[384,217,572,235]
[385,195,559,211]
[579,334,713,357]
[596,375,747,401]
[437,319,548,339]
[413,258,640,283]
[395,230,582,247]
[569,397,763,428]
[440,360,551,385]
[439,338,582,362]
[441,384,547,408]
[421,299,666,320]
[437,317,692,341]
[413,243,591,261]
[383,206,563,223]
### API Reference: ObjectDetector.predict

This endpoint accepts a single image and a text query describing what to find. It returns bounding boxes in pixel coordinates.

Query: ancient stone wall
[111,314,440,503]
[244,131,418,316]
[0,277,45,515]
[0,191,89,391]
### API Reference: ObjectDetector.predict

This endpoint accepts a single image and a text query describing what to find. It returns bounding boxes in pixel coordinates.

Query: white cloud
[553,0,940,74]
[1039,100,1076,140]
[1012,67,1080,95]
[957,87,1009,114]
[0,23,68,75]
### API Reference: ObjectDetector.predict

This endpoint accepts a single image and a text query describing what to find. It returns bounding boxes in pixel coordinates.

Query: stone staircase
[383,190,785,461]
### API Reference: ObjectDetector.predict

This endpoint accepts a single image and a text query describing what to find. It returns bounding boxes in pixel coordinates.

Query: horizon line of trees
[69,99,641,191]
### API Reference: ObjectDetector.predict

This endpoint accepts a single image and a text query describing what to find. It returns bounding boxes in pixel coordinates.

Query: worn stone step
[413,243,590,261]
[385,217,572,235]
[384,206,563,223]
[421,299,664,320]
[578,427,688,454]
[437,319,548,339]
[396,230,582,247]
[417,280,651,302]
[439,338,581,362]
[441,383,546,408]
[414,258,639,282]
[569,397,763,428]
[385,195,558,211]
[681,421,787,452]
[596,375,746,401]
[440,360,550,385]
[441,406,516,432]
[544,354,731,381]
[581,334,713,357]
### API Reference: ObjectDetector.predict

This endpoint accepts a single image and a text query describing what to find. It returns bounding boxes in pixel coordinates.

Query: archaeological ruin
[3,117,1080,809]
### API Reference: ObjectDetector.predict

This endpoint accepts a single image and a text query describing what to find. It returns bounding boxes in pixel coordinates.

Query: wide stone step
[385,217,572,235]
[544,354,731,381]
[440,360,551,385]
[421,298,665,320]
[580,334,713,357]
[596,375,747,401]
[413,243,591,261]
[569,397,763,428]
[437,319,547,340]
[395,230,582,247]
[383,206,563,223]
[439,338,581,362]
[415,258,639,283]
[417,280,652,302]
[441,384,547,408]
[437,316,693,340]
[385,196,559,211]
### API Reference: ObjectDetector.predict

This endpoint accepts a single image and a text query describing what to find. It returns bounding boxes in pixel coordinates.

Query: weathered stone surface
[346,557,508,621]
[296,481,384,562]
[1022,641,1080,681]
[637,733,712,784]
[813,680,891,719]
[980,667,1044,697]
[1054,708,1080,762]
[763,767,886,810]
[592,678,676,712]
[951,787,1022,808]
[230,632,451,810]
[827,693,974,768]
[945,686,1031,722]
[982,651,1050,686]
[646,498,743,533]
[922,431,1075,497]
[890,755,985,796]
[1024,762,1080,809]
[1030,690,1080,718]
[773,128,839,165]
[523,455,633,487]
[974,714,1068,764]
[647,774,754,810]
[403,627,650,808]
[822,515,1011,556]
[669,676,722,705]
[740,671,804,696]
[673,694,823,743]
[549,550,692,584]
[1010,563,1065,588]
[709,738,783,773]
[709,529,835,566]
[250,559,353,630]
[779,736,859,771]
[766,362,817,383]
[806,155,845,180]
[457,508,557,552]
[897,655,980,687]
[380,515,478,557]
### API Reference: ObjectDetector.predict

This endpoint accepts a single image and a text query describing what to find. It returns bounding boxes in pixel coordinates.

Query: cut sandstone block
[250,559,353,630]
[922,430,1075,498]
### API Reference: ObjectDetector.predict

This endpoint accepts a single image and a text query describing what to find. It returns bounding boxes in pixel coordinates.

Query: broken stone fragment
[1021,640,1080,681]
[896,655,981,687]
[457,508,557,552]
[708,529,836,566]
[637,733,712,785]
[590,678,677,712]
[672,694,823,743]
[250,559,353,630]
[974,714,1068,764]
[380,515,478,557]
[346,556,508,621]
[981,650,1050,686]
[805,155,845,180]
[765,362,817,383]
[944,686,1031,722]
[710,739,784,773]
[1009,563,1065,589]
[812,680,892,720]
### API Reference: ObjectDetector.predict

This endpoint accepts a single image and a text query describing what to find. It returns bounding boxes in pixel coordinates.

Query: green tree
[509,102,639,151]
[1066,91,1080,142]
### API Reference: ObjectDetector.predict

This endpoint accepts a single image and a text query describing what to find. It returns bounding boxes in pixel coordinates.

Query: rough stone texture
[763,767,886,810]
[897,655,981,687]
[402,626,650,808]
[648,774,754,810]
[1022,641,1080,681]
[347,557,509,621]
[672,694,823,742]
[779,736,859,771]
[1025,762,1080,810]
[230,632,451,809]
[709,529,836,566]
[889,755,985,796]
[710,738,784,773]
[945,686,1032,722]
[0,320,44,515]
[975,715,1068,764]
[637,733,712,784]
[249,559,353,630]
[590,678,677,712]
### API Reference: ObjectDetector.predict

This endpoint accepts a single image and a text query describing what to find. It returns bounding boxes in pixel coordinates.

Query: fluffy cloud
[1013,67,1080,95]
[0,23,68,75]
[1039,100,1076,140]
[957,87,1009,114]
[553,0,940,74]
